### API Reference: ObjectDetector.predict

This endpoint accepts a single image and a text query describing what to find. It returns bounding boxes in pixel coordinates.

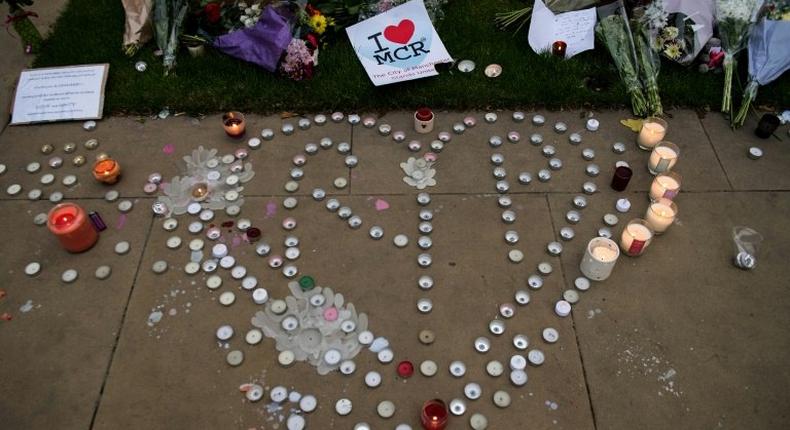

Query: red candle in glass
[611,165,633,191]
[397,360,414,378]
[552,40,567,58]
[47,203,99,253]
[223,111,246,138]
[420,399,448,430]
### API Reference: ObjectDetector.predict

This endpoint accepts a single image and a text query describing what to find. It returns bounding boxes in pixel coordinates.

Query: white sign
[346,0,452,86]
[528,0,596,58]
[11,64,109,125]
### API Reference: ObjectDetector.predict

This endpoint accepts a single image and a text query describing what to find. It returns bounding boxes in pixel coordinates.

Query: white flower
[244,18,255,28]
[401,157,437,189]
[245,7,253,15]
[251,3,260,11]
[238,2,248,8]
[717,0,759,22]
[643,0,669,30]
[240,15,248,23]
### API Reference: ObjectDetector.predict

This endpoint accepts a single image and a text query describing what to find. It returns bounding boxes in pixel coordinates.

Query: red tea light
[222,111,246,138]
[93,158,121,184]
[552,40,567,58]
[420,399,448,430]
[47,203,99,253]
[397,360,414,378]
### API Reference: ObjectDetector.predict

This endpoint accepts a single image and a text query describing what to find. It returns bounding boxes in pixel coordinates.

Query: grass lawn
[34,0,790,115]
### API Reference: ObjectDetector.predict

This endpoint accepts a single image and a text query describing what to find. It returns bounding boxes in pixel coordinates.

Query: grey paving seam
[543,193,599,430]
[88,214,155,430]
[697,115,735,191]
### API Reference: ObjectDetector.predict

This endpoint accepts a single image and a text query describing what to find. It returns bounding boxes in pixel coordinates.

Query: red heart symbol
[383,19,415,45]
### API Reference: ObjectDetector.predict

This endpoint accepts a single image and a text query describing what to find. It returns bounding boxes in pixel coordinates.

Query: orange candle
[47,203,98,253]
[223,111,246,138]
[93,157,121,184]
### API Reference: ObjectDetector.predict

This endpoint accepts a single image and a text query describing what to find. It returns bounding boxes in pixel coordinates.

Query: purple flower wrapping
[213,6,292,72]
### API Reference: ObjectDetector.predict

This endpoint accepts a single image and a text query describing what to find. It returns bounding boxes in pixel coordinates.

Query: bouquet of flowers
[642,0,716,65]
[596,11,648,116]
[1,0,43,53]
[153,0,190,74]
[635,24,663,116]
[716,0,764,113]
[732,1,790,127]
[278,2,333,80]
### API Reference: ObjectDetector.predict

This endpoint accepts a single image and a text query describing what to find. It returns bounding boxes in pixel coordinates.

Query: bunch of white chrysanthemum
[717,0,759,21]
[239,2,263,28]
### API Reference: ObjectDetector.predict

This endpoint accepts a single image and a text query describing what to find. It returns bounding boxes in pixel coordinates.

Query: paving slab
[0,198,151,429]
[550,191,790,430]
[701,113,790,191]
[0,114,352,200]
[93,195,594,429]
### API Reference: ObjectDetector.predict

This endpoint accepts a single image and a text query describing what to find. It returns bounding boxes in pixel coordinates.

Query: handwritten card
[528,0,596,58]
[11,64,109,125]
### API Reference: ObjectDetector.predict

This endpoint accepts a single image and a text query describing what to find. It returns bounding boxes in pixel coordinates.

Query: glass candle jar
[611,165,633,191]
[222,111,246,138]
[637,117,667,150]
[644,198,677,234]
[421,399,448,430]
[620,219,654,256]
[647,141,679,175]
[649,171,681,202]
[580,237,620,281]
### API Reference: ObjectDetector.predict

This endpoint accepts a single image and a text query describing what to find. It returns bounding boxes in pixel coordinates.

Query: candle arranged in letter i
[222,111,246,138]
[649,171,681,202]
[637,117,667,150]
[645,198,677,234]
[420,399,448,430]
[580,237,620,281]
[620,219,654,257]
[47,203,99,252]
[648,141,679,175]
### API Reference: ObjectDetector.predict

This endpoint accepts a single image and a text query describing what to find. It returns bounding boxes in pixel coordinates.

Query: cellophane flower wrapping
[213,5,293,72]
[596,12,648,116]
[716,0,764,112]
[732,14,790,126]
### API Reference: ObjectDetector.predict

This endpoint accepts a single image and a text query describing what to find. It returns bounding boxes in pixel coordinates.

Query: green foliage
[33,0,790,114]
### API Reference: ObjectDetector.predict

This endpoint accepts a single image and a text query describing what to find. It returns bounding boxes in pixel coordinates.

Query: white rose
[251,4,260,11]
[240,15,248,22]
[239,2,248,8]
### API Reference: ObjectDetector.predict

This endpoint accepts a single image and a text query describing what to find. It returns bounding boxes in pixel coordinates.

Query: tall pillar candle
[644,198,677,234]
[648,141,679,175]
[649,171,681,202]
[637,117,667,150]
[620,219,654,256]
[580,237,620,281]
[47,203,99,253]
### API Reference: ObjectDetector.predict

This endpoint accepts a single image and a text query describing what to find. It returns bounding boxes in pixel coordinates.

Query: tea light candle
[580,237,619,281]
[649,171,681,202]
[637,117,667,150]
[620,219,654,257]
[644,198,677,234]
[648,141,679,175]
[93,157,121,184]
[222,111,246,137]
[420,399,448,430]
[47,203,99,252]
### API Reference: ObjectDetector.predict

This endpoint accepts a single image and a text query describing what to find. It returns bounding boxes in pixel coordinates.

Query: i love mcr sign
[346,0,453,86]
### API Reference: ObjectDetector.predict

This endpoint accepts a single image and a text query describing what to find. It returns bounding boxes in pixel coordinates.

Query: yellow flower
[782,11,790,21]
[663,42,682,60]
[309,14,327,35]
